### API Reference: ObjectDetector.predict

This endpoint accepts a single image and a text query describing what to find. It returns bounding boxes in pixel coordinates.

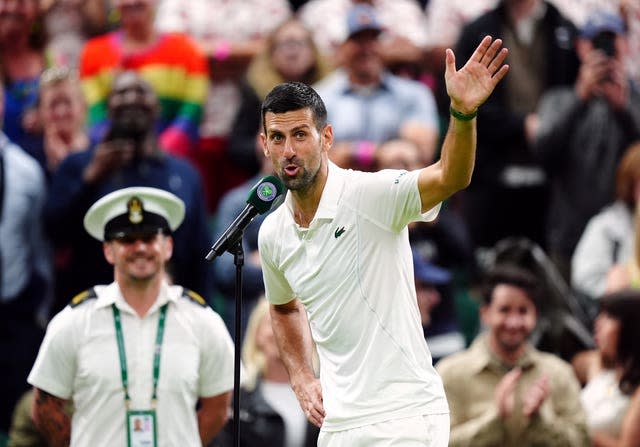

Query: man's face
[112,0,155,29]
[340,30,383,81]
[104,231,172,284]
[481,284,537,356]
[261,108,332,193]
[0,0,38,42]
[108,72,157,140]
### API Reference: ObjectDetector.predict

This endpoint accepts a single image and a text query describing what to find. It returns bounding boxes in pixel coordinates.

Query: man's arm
[270,299,324,427]
[31,387,71,447]
[418,36,509,213]
[197,391,232,445]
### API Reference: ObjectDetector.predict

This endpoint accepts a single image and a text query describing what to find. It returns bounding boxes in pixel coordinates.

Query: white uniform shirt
[28,281,235,447]
[259,163,448,431]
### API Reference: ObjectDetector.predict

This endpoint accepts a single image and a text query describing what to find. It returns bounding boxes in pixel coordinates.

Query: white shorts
[317,413,450,447]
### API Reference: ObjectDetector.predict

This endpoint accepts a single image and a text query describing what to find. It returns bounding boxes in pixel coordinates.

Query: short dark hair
[261,81,327,134]
[480,264,541,309]
[598,289,640,394]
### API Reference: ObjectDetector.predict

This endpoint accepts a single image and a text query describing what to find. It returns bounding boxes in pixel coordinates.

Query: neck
[118,276,163,318]
[291,161,329,228]
[506,0,540,24]
[124,24,156,48]
[487,334,528,366]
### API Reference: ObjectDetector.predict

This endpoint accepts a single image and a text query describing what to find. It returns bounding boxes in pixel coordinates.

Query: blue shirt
[0,132,52,302]
[313,69,439,144]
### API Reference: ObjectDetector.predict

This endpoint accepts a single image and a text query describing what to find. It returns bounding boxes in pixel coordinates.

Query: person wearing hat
[413,251,466,363]
[535,9,640,283]
[312,3,440,171]
[436,264,589,446]
[27,187,235,447]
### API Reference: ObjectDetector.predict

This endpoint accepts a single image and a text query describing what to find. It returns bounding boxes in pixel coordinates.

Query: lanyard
[112,303,168,408]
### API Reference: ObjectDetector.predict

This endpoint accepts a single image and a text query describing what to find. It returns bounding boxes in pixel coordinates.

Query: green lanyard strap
[112,303,168,408]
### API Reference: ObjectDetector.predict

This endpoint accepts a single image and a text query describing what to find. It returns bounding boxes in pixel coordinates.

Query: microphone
[205,175,284,261]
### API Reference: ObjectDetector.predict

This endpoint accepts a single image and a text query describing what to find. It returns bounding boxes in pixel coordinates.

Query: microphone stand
[230,240,243,447]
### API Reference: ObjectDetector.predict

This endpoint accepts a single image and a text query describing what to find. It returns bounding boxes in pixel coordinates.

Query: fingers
[470,35,494,64]
[522,375,550,417]
[444,48,456,79]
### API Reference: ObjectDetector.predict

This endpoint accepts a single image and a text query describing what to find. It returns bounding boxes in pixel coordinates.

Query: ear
[260,132,270,157]
[321,124,333,153]
[103,242,115,265]
[163,236,174,262]
[479,304,489,327]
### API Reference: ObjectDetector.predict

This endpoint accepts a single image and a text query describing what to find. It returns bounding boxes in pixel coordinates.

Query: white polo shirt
[258,162,449,432]
[28,281,235,447]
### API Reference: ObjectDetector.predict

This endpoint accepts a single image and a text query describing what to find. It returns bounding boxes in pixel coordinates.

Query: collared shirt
[436,334,589,447]
[28,281,235,447]
[313,69,439,145]
[259,162,447,432]
[0,132,51,302]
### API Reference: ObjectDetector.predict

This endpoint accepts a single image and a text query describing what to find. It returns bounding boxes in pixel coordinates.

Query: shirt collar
[95,280,178,315]
[283,161,346,224]
[466,333,536,375]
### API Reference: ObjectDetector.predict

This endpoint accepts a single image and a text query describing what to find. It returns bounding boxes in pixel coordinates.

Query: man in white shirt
[258,36,509,446]
[28,187,235,447]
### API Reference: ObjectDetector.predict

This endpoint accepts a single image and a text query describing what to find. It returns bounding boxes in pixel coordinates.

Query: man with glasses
[28,186,235,447]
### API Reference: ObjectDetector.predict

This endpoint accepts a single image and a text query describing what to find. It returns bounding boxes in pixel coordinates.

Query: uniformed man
[28,186,235,447]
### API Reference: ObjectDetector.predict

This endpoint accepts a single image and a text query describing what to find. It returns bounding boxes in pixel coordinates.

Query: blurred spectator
[79,0,208,158]
[37,66,89,176]
[313,4,439,170]
[604,203,640,294]
[534,10,640,281]
[41,0,113,68]
[0,83,52,440]
[228,18,333,178]
[44,71,214,314]
[154,0,291,211]
[436,264,589,446]
[572,290,640,446]
[212,139,279,337]
[213,297,319,446]
[455,0,580,255]
[298,0,429,75]
[572,141,640,300]
[0,0,49,168]
[413,250,466,363]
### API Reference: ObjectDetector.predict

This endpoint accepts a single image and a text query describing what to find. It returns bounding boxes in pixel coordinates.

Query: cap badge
[127,197,144,224]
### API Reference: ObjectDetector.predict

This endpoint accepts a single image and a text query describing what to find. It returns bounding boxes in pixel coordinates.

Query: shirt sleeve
[258,218,295,306]
[197,308,235,397]
[27,308,78,399]
[350,169,441,234]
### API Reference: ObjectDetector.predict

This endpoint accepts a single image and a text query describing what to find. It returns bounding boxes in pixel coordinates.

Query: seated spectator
[413,250,465,363]
[572,290,640,445]
[37,66,89,176]
[228,18,333,179]
[213,297,319,446]
[534,10,640,282]
[436,264,589,446]
[313,4,439,170]
[44,71,214,314]
[79,0,208,158]
[604,202,640,294]
[572,141,640,300]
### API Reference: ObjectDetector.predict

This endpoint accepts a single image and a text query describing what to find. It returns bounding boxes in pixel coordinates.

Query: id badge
[127,410,157,447]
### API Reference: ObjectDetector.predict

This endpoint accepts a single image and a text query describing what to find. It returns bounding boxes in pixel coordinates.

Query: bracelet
[449,106,477,121]
[213,40,231,61]
[355,140,376,167]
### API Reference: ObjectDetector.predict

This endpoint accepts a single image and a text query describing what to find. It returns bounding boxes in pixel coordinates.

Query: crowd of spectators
[2,0,640,445]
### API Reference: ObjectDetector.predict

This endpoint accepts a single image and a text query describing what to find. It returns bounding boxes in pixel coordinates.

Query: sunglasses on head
[106,229,164,244]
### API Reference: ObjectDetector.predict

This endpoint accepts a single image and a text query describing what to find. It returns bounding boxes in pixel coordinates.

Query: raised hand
[445,36,509,115]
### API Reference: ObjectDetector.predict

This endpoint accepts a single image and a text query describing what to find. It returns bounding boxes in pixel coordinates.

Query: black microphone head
[246,175,285,214]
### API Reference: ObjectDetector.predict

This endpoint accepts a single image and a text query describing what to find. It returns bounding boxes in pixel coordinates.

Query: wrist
[449,105,477,121]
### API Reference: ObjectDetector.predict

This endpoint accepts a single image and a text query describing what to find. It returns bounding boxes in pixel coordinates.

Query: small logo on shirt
[394,171,408,184]
[334,226,346,238]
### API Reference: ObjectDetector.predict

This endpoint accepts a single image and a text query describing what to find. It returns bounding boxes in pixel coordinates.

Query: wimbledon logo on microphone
[257,181,277,202]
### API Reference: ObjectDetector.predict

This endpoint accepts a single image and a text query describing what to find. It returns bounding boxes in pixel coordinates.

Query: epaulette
[182,289,208,307]
[69,288,98,308]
